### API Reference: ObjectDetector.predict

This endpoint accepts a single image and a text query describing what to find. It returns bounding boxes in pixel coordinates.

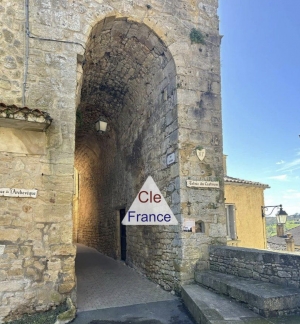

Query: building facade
[0,0,225,322]
[223,156,269,249]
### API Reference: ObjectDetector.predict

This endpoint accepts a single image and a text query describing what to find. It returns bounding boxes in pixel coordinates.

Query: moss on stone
[190,28,206,45]
[51,292,63,304]
[56,298,76,323]
[6,302,68,324]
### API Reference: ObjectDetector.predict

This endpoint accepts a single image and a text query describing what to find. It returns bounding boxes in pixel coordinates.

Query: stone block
[0,228,22,242]
[51,244,76,256]
[208,223,226,238]
[0,280,25,292]
[0,78,11,89]
[0,306,11,319]
[58,281,75,294]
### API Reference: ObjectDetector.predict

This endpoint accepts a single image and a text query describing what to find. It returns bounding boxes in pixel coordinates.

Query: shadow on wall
[74,17,179,291]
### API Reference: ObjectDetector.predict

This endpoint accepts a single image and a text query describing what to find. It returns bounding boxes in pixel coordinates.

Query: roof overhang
[224,175,270,189]
[0,103,52,132]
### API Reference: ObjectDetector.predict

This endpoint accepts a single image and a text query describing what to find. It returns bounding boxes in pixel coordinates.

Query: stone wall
[268,243,300,252]
[0,0,225,320]
[0,2,25,106]
[209,246,300,289]
[176,1,226,282]
[72,1,225,289]
[0,130,76,322]
[0,1,78,322]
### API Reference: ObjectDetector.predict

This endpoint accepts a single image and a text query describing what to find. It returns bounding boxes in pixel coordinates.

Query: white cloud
[283,192,300,199]
[268,174,287,181]
[276,160,285,165]
[279,200,300,215]
[277,158,300,172]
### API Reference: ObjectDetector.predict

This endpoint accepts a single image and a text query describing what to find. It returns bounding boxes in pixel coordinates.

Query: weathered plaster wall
[0,0,225,320]
[0,128,46,155]
[225,184,267,249]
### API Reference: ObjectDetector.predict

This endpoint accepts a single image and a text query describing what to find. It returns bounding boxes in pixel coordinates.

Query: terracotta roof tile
[0,103,53,122]
[224,175,270,188]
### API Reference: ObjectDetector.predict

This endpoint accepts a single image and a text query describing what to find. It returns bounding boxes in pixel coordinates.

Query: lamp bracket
[261,204,282,217]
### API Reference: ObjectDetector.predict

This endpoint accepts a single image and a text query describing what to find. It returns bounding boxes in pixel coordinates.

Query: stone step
[195,270,300,317]
[182,284,270,323]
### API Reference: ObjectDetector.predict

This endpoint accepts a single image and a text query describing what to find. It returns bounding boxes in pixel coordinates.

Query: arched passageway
[74,17,179,291]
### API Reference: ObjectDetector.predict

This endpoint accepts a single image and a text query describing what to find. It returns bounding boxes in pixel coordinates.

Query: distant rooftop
[268,225,300,247]
[224,175,270,188]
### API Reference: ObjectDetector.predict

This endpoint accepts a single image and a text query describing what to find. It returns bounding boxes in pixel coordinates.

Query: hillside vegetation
[266,220,300,238]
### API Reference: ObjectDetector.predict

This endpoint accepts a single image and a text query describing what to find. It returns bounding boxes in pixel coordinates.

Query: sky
[219,0,300,215]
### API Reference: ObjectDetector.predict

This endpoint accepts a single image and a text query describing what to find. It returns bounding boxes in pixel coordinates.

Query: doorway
[120,209,126,261]
[74,16,178,288]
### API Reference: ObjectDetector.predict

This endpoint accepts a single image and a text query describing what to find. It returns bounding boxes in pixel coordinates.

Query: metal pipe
[23,0,30,107]
[22,0,85,107]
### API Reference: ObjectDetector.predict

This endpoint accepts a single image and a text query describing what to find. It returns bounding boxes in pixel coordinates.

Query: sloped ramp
[75,244,175,312]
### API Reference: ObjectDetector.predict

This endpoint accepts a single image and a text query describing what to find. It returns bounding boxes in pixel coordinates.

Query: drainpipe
[22,0,85,107]
[23,0,30,107]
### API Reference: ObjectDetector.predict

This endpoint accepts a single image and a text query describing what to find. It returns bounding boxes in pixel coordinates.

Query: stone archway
[74,17,179,291]
[0,0,226,320]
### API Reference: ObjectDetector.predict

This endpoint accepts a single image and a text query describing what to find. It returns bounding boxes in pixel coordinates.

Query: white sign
[186,180,219,189]
[122,176,178,225]
[0,245,5,255]
[196,148,206,161]
[166,153,175,166]
[0,188,37,198]
[183,219,195,232]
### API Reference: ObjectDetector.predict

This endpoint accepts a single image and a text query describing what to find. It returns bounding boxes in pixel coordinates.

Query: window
[196,220,205,233]
[225,204,237,240]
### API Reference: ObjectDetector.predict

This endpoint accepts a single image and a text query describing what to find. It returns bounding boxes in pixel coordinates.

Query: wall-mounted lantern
[261,204,288,237]
[261,204,287,219]
[95,120,107,132]
[276,206,288,225]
